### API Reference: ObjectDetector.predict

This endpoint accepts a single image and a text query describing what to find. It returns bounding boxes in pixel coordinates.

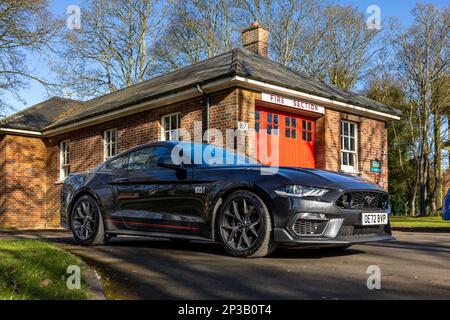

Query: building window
[302,120,313,142]
[161,113,180,141]
[266,112,279,135]
[285,116,297,139]
[341,120,358,172]
[103,128,118,160]
[60,140,70,180]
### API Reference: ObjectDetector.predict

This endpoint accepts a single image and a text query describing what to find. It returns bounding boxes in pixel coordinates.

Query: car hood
[276,167,385,191]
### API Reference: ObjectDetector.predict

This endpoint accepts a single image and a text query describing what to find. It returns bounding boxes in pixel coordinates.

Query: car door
[112,146,203,235]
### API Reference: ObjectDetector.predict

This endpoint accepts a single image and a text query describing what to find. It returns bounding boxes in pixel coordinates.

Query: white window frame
[103,128,118,160]
[60,140,70,181]
[161,112,180,141]
[341,120,358,173]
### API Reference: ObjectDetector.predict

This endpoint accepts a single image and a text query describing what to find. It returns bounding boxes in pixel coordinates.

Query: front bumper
[271,193,394,247]
[274,227,394,247]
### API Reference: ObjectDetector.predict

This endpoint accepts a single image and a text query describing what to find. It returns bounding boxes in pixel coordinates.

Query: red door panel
[255,106,316,168]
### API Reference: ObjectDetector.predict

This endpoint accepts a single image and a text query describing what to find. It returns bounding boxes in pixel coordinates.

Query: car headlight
[275,185,329,198]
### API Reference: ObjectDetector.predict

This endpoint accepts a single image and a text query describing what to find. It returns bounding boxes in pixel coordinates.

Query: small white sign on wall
[237,121,249,132]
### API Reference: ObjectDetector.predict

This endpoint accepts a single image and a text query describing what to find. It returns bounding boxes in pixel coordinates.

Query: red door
[255,106,316,168]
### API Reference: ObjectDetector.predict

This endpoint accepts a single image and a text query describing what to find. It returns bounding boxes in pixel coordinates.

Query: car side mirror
[157,155,183,170]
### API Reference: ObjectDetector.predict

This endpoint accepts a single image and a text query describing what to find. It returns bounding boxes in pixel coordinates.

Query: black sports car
[61,141,394,258]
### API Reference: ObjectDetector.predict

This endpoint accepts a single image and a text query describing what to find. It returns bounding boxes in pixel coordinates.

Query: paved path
[1,230,449,299]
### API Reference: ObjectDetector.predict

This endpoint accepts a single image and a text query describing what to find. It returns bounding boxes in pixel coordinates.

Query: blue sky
[4,0,449,115]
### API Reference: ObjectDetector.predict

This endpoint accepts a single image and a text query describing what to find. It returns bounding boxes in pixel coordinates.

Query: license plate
[362,213,388,226]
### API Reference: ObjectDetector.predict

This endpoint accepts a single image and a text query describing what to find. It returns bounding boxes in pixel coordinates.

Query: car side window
[106,154,129,170]
[127,147,171,171]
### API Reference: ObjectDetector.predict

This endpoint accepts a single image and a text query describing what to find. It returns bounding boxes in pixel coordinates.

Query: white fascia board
[0,127,43,136]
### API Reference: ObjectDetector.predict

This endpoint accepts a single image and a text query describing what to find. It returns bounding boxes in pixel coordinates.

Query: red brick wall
[0,135,50,229]
[0,136,6,224]
[0,87,390,229]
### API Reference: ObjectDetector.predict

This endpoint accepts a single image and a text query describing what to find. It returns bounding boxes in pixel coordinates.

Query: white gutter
[231,76,401,121]
[0,127,43,136]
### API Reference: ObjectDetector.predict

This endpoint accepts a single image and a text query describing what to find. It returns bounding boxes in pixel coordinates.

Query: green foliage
[0,240,91,300]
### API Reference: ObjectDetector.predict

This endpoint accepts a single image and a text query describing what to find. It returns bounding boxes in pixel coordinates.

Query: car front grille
[335,191,388,210]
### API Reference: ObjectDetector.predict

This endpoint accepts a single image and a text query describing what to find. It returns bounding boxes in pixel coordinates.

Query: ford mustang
[60,141,394,258]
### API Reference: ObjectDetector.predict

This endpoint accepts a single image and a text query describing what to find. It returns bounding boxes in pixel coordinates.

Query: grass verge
[0,239,92,300]
[390,215,450,230]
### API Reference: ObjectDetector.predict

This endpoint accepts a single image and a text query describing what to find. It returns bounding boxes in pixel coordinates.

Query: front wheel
[217,191,276,258]
[71,195,109,246]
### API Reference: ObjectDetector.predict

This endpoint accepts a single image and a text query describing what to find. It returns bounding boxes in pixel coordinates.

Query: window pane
[349,153,354,166]
[302,131,307,141]
[108,155,129,170]
[128,147,171,170]
[164,117,170,130]
[292,129,296,139]
[267,125,272,134]
[273,125,279,136]
[343,122,349,136]
[285,117,290,127]
[307,121,312,131]
[302,120,306,130]
[274,115,279,124]
[255,110,260,121]
[292,118,297,128]
[344,138,349,150]
[342,152,348,166]
[285,128,290,138]
[350,138,355,151]
[350,123,355,137]
[267,113,272,123]
[171,115,178,129]
[307,132,312,142]
[255,123,260,133]
[165,132,170,141]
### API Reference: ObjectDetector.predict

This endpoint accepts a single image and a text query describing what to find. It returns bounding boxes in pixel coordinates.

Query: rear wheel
[217,191,276,258]
[71,195,109,246]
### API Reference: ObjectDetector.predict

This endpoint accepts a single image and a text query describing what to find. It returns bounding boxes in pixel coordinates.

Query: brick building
[0,23,401,229]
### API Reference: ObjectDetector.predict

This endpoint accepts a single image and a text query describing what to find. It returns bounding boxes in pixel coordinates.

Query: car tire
[217,190,276,258]
[71,195,109,246]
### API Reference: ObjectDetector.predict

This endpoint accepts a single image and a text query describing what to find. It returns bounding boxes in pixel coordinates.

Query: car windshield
[172,143,260,167]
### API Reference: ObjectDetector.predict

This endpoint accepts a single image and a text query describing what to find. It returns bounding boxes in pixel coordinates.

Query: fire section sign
[261,93,325,114]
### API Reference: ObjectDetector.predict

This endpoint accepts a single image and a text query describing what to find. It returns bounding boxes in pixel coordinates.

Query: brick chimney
[242,21,269,57]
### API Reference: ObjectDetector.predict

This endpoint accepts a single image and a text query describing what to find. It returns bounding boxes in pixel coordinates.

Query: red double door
[255,106,316,168]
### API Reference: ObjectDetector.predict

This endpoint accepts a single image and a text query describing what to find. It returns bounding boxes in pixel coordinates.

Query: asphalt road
[2,230,449,300]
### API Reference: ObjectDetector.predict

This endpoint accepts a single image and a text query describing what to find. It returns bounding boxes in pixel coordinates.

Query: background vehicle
[61,142,393,258]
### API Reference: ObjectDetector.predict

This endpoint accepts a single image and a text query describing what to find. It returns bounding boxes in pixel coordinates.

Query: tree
[366,72,419,216]
[0,0,59,113]
[153,0,238,71]
[55,0,164,98]
[395,4,449,216]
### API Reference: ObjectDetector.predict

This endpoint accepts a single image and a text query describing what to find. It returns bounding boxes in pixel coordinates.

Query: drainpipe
[196,84,210,143]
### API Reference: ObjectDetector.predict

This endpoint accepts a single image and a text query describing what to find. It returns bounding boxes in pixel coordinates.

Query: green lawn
[0,240,92,300]
[390,215,450,229]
